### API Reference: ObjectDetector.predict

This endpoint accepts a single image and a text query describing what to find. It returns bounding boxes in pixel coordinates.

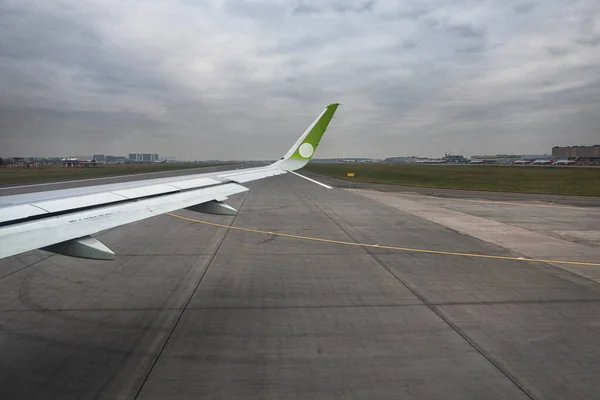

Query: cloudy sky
[1,0,599,160]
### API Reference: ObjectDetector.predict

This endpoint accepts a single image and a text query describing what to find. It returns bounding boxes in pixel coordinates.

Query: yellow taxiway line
[167,212,600,267]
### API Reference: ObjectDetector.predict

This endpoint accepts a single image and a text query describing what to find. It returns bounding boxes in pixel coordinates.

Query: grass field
[304,163,600,196]
[0,163,231,185]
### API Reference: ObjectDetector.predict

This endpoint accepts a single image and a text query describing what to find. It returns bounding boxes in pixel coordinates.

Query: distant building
[62,158,97,168]
[93,154,105,162]
[384,156,418,163]
[46,157,62,164]
[552,145,600,163]
[105,155,126,163]
[140,153,159,162]
[129,153,159,162]
[339,158,376,163]
[415,158,447,164]
[311,158,343,163]
[442,154,469,163]
[471,155,523,164]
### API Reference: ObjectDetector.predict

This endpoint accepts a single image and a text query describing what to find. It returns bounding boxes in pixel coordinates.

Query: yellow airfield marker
[167,213,600,268]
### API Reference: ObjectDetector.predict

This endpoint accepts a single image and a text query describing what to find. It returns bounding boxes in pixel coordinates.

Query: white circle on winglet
[299,143,314,158]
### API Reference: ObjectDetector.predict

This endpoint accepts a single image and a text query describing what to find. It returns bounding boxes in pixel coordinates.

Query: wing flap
[220,168,287,183]
[31,192,127,213]
[0,183,249,260]
[0,204,48,223]
[111,183,179,199]
[167,177,222,190]
[0,177,222,223]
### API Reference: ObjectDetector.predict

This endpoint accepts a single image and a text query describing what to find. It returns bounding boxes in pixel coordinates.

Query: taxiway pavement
[1,173,600,399]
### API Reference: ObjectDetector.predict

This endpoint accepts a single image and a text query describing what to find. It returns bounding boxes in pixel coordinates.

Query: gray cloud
[293,0,375,15]
[1,0,599,160]
[455,45,482,54]
[576,36,600,47]
[401,40,418,49]
[546,46,574,57]
[333,1,375,14]
[514,2,537,14]
[446,23,486,39]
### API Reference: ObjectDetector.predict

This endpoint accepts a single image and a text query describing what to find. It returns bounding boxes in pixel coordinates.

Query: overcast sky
[1,0,599,159]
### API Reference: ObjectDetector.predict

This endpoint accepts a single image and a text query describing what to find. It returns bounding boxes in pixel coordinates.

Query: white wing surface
[0,103,339,260]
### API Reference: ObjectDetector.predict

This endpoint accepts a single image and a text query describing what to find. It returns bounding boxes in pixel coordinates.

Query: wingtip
[273,102,339,170]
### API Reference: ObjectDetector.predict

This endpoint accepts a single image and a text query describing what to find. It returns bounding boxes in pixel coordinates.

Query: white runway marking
[289,171,333,189]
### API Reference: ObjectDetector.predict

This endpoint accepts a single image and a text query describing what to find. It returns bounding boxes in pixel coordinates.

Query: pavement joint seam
[133,190,252,399]
[165,216,600,268]
[115,252,369,256]
[3,297,600,313]
[294,185,538,400]
[0,254,55,282]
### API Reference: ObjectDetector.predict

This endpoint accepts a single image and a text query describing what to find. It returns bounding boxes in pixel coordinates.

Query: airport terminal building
[552,145,600,163]
[128,153,159,162]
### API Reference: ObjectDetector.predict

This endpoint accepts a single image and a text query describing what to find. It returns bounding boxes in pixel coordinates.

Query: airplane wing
[0,103,339,260]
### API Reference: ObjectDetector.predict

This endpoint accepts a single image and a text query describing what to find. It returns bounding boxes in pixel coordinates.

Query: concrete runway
[1,172,600,399]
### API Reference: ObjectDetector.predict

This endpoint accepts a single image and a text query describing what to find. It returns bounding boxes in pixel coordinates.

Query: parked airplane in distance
[553,159,578,165]
[0,103,340,261]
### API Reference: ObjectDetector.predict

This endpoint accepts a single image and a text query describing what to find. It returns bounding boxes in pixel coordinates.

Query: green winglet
[275,103,339,170]
[290,103,339,160]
